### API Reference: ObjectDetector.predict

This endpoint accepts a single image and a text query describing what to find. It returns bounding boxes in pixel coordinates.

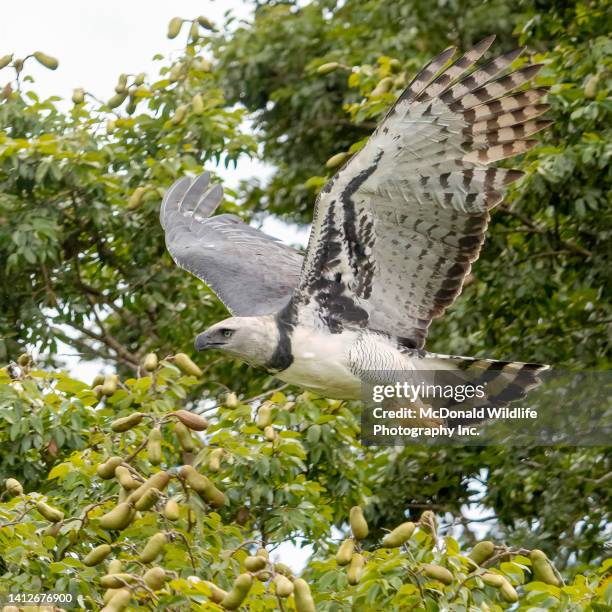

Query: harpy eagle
[160,37,551,409]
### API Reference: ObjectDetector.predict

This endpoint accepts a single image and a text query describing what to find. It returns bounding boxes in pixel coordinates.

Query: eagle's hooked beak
[194,331,213,351]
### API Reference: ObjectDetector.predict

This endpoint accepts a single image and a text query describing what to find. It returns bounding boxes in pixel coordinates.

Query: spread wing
[160,173,303,316]
[292,36,551,347]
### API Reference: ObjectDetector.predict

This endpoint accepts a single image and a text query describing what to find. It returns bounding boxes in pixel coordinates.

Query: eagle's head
[194,315,278,367]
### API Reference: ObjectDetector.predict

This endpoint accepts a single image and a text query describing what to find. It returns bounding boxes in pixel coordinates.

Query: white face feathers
[194,315,279,367]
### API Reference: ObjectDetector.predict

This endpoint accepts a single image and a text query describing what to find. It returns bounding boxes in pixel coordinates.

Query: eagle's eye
[222,329,234,338]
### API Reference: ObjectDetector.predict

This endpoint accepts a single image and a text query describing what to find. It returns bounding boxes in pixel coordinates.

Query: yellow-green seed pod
[208,448,223,472]
[347,552,364,585]
[0,54,13,70]
[164,498,180,521]
[107,92,127,109]
[189,22,199,41]
[174,422,196,452]
[420,510,437,535]
[72,88,85,104]
[225,392,239,408]
[135,487,162,511]
[92,385,104,400]
[173,352,202,376]
[197,16,214,29]
[530,549,561,586]
[97,456,123,479]
[44,521,62,538]
[274,574,294,597]
[256,547,269,560]
[371,76,393,97]
[92,373,105,387]
[264,425,276,441]
[125,95,137,115]
[170,104,188,125]
[167,17,183,39]
[100,573,135,589]
[481,572,505,588]
[173,409,208,431]
[83,544,112,567]
[274,562,293,578]
[103,587,119,605]
[382,521,416,548]
[143,353,158,371]
[115,73,128,93]
[389,58,402,72]
[349,506,369,540]
[422,563,453,585]
[101,587,131,612]
[110,412,144,433]
[147,427,163,465]
[101,375,118,397]
[335,538,354,566]
[500,578,518,603]
[126,187,145,210]
[180,465,227,506]
[108,559,122,574]
[134,72,145,86]
[5,477,23,497]
[114,465,139,490]
[36,501,64,523]
[584,74,599,99]
[99,502,135,531]
[17,352,31,366]
[244,555,266,572]
[326,152,349,169]
[168,63,184,82]
[128,470,170,503]
[256,402,273,429]
[33,51,58,70]
[203,581,227,604]
[139,532,167,563]
[143,566,166,590]
[317,62,340,74]
[221,573,253,610]
[293,578,315,612]
[468,541,495,566]
[192,93,204,114]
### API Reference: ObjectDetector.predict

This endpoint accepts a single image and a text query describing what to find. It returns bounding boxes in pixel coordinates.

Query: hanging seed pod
[125,95,137,116]
[349,506,368,540]
[347,553,364,585]
[192,93,204,114]
[115,73,128,94]
[142,353,158,371]
[101,375,118,397]
[293,578,315,612]
[100,573,135,589]
[83,544,112,567]
[172,409,208,431]
[114,466,139,490]
[101,587,131,612]
[128,471,170,503]
[107,92,127,109]
[143,566,166,590]
[481,572,505,588]
[256,402,273,429]
[422,563,453,585]
[244,555,266,572]
[71,88,85,104]
[468,541,495,566]
[274,574,294,597]
[203,581,227,604]
[420,510,437,536]
[174,422,196,452]
[147,427,163,465]
[189,22,199,41]
[221,573,253,610]
[382,521,415,548]
[36,501,64,523]
[92,373,105,388]
[208,448,223,472]
[134,72,146,86]
[173,353,202,376]
[5,478,23,497]
[371,76,393,97]
[500,578,519,603]
[167,17,183,39]
[0,54,13,70]
[179,465,225,508]
[135,487,162,511]
[225,392,239,408]
[317,62,340,74]
[111,412,144,433]
[256,548,269,560]
[139,532,167,563]
[264,425,276,442]
[97,456,123,479]
[170,104,188,125]
[530,549,561,586]
[274,563,293,577]
[108,559,122,574]
[335,538,354,566]
[164,498,180,521]
[326,152,349,169]
[99,502,135,531]
[197,16,214,29]
[127,187,146,210]
[33,51,58,70]
[584,74,599,99]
